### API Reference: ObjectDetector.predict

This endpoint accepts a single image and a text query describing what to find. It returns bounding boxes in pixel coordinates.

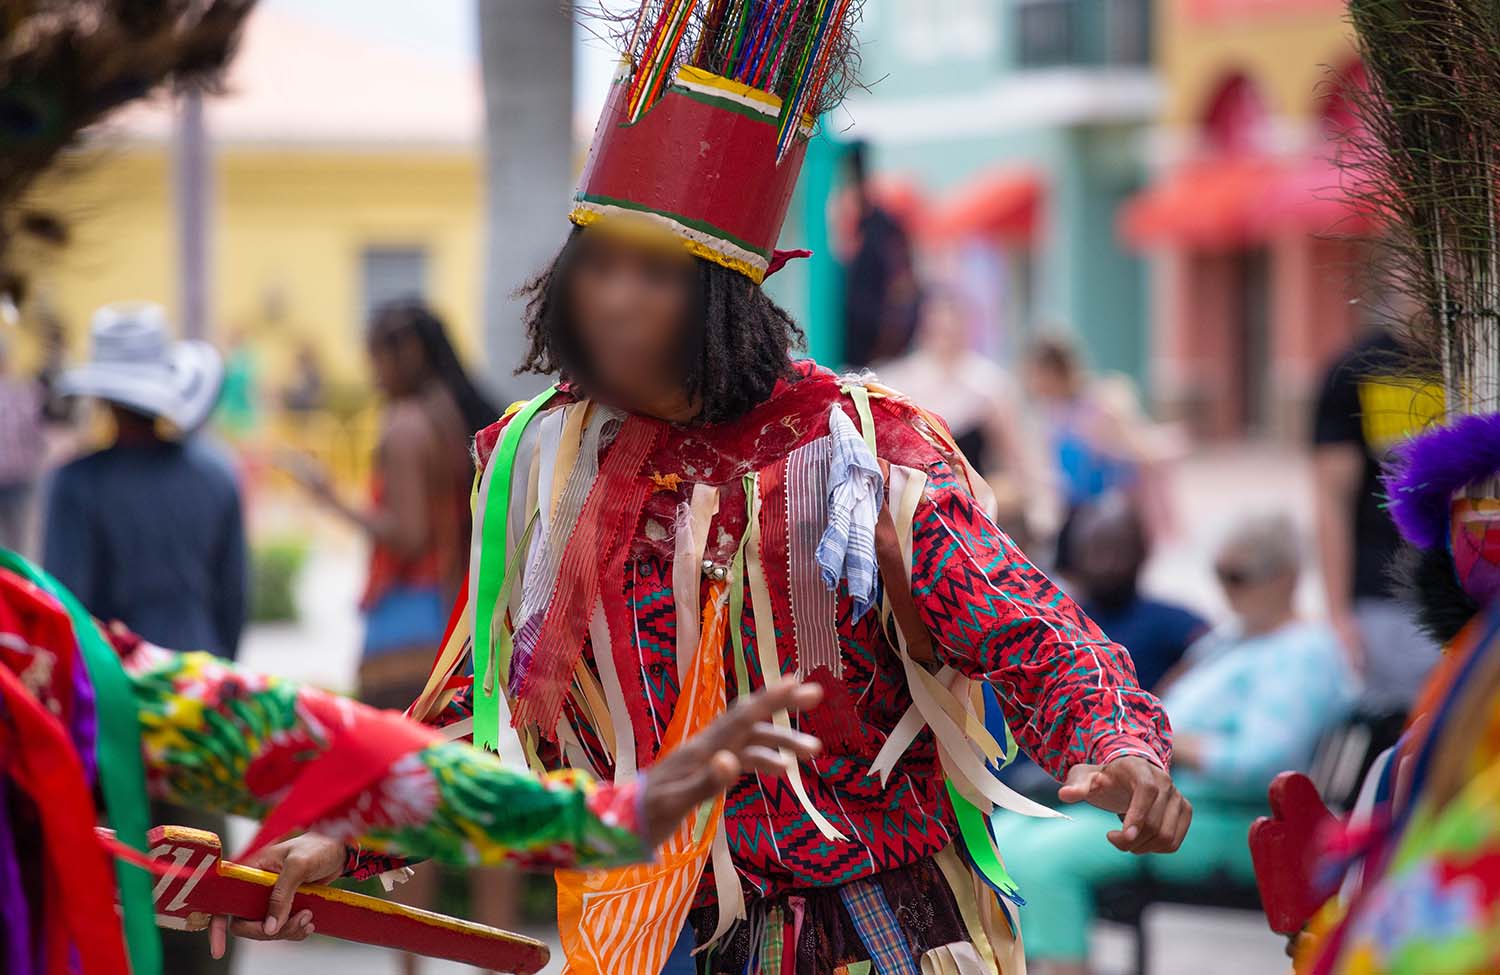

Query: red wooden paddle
[1249,771,1337,935]
[131,825,550,972]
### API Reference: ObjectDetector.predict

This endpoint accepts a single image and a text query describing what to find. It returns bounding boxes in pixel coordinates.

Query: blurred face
[367,331,422,398]
[1025,359,1071,402]
[1073,515,1146,603]
[1215,546,1297,632]
[567,230,696,404]
[919,297,967,358]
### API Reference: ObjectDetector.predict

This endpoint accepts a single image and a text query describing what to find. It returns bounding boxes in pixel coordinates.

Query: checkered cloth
[759,905,786,975]
[816,406,883,619]
[839,877,920,975]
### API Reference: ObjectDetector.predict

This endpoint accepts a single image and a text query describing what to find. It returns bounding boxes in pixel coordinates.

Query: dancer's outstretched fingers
[641,681,825,844]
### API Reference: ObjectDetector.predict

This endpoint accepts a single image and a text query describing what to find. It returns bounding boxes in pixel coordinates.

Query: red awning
[924,168,1042,245]
[1252,157,1376,239]
[1119,155,1369,250]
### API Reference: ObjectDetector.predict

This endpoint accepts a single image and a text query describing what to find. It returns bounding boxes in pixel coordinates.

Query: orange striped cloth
[555,581,729,975]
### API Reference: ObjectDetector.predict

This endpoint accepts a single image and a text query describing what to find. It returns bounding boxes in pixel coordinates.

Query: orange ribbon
[555,581,729,975]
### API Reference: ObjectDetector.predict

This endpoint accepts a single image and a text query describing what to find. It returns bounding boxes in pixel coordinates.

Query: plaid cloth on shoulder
[816,405,883,618]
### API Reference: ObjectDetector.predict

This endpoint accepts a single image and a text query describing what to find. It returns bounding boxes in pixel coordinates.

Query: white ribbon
[746,474,848,842]
[872,464,1061,820]
[673,483,721,683]
[589,600,638,779]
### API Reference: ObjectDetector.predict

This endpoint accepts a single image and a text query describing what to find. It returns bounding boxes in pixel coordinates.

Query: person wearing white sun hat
[42,301,245,657]
[55,302,225,434]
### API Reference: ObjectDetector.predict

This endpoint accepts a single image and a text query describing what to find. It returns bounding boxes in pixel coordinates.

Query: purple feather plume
[1383,412,1500,549]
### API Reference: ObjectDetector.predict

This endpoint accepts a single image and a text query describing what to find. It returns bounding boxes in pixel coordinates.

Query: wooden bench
[1094,870,1264,975]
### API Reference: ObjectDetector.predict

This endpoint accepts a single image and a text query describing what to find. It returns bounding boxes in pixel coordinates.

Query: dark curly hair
[515,229,804,425]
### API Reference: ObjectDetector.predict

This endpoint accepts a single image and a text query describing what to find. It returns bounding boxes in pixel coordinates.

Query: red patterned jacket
[430,361,1170,900]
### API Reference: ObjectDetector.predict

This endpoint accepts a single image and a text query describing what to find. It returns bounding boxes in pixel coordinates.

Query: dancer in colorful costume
[299,5,1191,974]
[1247,2,1500,972]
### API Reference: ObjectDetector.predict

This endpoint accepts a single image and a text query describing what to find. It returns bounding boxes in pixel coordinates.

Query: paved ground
[230,444,1311,975]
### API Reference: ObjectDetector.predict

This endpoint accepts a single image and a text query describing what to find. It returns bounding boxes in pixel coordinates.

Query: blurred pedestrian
[1025,334,1177,571]
[42,301,244,975]
[878,287,1038,544]
[1311,326,1440,714]
[1067,493,1207,693]
[44,303,243,657]
[996,512,1353,975]
[216,326,261,440]
[0,333,44,555]
[281,340,325,418]
[841,140,920,368]
[290,298,502,975]
[295,300,493,709]
[33,307,76,425]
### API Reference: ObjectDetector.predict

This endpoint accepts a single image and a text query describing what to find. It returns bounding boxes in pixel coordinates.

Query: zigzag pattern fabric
[400,364,1169,912]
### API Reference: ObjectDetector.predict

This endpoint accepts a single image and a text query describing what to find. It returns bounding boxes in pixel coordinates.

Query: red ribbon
[512,417,661,739]
[766,248,812,278]
[0,664,129,975]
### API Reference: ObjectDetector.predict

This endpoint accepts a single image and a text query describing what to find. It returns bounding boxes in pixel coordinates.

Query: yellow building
[1125,0,1366,439]
[1157,0,1354,131]
[22,10,485,394]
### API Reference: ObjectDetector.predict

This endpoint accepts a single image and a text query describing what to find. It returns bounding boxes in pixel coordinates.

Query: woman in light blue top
[995,512,1356,975]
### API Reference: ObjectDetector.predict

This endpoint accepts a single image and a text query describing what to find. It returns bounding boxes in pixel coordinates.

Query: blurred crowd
[0,143,1442,975]
[837,144,1440,975]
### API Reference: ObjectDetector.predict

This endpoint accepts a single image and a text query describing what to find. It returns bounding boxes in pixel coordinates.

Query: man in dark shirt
[44,424,246,658]
[1311,326,1440,712]
[43,303,244,658]
[842,141,920,368]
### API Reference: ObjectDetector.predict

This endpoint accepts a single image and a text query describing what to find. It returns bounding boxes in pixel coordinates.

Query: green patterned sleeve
[123,642,647,871]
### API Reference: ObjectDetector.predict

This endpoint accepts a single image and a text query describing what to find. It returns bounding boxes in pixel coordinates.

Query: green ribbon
[0,550,162,975]
[486,510,537,700]
[946,778,1021,902]
[473,388,557,750]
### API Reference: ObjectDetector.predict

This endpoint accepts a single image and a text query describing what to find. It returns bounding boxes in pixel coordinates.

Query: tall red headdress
[571,1,862,283]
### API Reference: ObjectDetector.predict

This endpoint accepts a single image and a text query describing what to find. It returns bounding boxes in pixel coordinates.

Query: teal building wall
[771,0,1155,388]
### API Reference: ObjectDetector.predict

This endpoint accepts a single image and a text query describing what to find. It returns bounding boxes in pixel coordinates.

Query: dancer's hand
[273,449,335,504]
[1059,756,1192,854]
[640,682,824,846]
[207,833,345,958]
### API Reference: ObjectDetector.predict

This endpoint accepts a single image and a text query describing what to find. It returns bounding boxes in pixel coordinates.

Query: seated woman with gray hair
[993,512,1356,975]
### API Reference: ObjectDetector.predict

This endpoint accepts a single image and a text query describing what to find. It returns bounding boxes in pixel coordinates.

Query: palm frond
[0,0,257,302]
[1347,0,1500,424]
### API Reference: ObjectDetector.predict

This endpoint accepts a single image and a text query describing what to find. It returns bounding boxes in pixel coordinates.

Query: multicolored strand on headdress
[626,0,701,122]
[619,0,861,145]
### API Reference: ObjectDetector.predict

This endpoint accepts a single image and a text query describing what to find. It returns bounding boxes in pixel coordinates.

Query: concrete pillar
[477,0,574,400]
[172,91,211,340]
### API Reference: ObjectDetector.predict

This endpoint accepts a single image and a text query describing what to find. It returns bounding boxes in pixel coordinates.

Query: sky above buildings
[261,0,621,125]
